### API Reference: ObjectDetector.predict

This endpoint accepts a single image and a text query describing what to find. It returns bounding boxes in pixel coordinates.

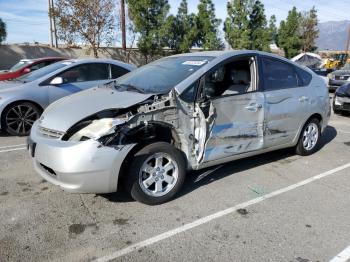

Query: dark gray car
[328,63,350,91]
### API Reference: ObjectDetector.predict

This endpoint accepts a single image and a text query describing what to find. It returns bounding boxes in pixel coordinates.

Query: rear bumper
[28,122,136,193]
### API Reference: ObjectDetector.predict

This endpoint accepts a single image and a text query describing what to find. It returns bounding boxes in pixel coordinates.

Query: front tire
[295,118,321,156]
[1,102,41,136]
[124,142,186,205]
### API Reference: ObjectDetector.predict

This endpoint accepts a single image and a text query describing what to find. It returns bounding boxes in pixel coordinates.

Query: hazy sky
[0,0,349,44]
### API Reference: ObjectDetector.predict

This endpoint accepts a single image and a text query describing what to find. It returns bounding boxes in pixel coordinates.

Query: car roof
[20,57,66,63]
[173,50,312,94]
[62,58,136,70]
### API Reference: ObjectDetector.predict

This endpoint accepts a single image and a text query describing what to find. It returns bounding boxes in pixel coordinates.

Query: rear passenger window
[111,65,129,79]
[262,57,299,91]
[295,67,312,86]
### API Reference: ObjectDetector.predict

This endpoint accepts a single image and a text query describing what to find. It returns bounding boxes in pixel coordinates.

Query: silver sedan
[29,51,330,205]
[0,59,135,136]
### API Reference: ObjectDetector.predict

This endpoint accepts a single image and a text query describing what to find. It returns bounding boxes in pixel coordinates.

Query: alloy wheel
[138,152,179,197]
[5,104,39,135]
[302,122,319,151]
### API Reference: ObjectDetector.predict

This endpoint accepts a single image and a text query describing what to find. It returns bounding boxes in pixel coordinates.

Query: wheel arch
[117,121,187,181]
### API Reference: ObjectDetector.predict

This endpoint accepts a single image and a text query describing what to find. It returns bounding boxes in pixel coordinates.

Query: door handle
[245,103,263,112]
[299,96,309,102]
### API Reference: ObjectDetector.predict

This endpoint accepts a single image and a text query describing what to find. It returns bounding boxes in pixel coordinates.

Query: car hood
[336,83,350,97]
[333,69,350,76]
[0,81,25,91]
[40,86,154,132]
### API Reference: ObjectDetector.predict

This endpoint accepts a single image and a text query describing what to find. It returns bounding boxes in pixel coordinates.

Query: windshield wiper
[114,84,144,93]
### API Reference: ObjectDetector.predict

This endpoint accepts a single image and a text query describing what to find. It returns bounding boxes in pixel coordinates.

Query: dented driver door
[201,92,265,163]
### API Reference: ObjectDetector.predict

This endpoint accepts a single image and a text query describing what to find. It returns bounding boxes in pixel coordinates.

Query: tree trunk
[93,46,98,58]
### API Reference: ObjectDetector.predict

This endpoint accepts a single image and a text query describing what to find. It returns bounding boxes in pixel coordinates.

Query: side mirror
[23,68,31,73]
[50,77,63,85]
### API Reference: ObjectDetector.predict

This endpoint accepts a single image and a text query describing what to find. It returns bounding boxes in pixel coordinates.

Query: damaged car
[28,51,330,205]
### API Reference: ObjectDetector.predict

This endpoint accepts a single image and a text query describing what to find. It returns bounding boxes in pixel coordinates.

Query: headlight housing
[327,73,334,79]
[68,118,126,142]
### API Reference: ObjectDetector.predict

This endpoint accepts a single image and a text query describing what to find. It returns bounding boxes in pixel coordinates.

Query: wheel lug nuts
[161,175,164,179]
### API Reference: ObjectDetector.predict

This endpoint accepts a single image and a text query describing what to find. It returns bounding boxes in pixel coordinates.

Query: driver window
[56,63,109,84]
[202,57,256,99]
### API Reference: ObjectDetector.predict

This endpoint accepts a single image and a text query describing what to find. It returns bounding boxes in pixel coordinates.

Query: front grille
[335,75,350,80]
[40,163,56,176]
[38,126,65,139]
[343,103,350,110]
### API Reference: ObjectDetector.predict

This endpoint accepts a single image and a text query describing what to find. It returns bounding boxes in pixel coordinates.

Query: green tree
[300,7,319,52]
[127,0,170,62]
[224,0,250,49]
[268,15,277,43]
[277,7,302,58]
[0,18,7,44]
[248,0,270,51]
[196,0,223,50]
[164,0,197,53]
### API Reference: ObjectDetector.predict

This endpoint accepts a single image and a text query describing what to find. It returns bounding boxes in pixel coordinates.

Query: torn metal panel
[200,92,265,162]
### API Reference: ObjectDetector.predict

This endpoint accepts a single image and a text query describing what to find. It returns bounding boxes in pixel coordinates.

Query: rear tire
[124,142,186,205]
[1,102,41,136]
[295,118,321,156]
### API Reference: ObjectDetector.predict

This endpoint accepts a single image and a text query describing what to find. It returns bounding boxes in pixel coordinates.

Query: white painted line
[0,143,26,149]
[0,147,26,153]
[330,245,350,262]
[95,162,350,262]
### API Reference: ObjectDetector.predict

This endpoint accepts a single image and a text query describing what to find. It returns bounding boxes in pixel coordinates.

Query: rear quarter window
[295,67,312,86]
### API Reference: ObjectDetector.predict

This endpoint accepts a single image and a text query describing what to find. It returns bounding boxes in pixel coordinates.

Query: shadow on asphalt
[101,125,337,203]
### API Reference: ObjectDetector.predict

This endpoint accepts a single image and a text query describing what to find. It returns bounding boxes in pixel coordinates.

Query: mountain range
[316,20,350,51]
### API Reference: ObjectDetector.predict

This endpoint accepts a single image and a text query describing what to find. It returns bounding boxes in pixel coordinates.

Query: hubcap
[5,105,39,135]
[139,152,178,197]
[302,123,319,151]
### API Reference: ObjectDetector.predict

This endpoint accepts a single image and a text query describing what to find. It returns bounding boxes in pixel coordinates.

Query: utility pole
[121,0,126,51]
[345,24,350,55]
[51,0,58,48]
[48,0,54,47]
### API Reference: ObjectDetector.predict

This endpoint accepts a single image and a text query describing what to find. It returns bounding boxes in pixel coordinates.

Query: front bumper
[333,96,350,112]
[28,122,136,193]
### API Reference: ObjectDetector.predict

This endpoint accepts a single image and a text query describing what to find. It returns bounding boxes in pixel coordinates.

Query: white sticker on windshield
[182,60,207,66]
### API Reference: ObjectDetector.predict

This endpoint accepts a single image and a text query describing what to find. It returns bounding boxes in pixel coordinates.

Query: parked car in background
[28,51,330,205]
[0,57,66,81]
[328,63,350,92]
[333,83,350,114]
[0,59,135,136]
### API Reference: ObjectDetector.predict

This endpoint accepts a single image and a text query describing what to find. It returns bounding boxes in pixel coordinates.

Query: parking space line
[0,144,26,149]
[95,162,350,262]
[330,245,350,262]
[0,147,26,153]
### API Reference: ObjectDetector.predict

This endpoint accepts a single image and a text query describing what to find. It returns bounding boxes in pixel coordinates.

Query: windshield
[342,63,350,70]
[10,60,31,72]
[115,56,214,94]
[16,61,70,83]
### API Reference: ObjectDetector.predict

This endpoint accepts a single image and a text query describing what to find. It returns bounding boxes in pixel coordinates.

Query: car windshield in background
[10,60,31,72]
[16,61,70,83]
[342,63,350,70]
[115,56,214,94]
